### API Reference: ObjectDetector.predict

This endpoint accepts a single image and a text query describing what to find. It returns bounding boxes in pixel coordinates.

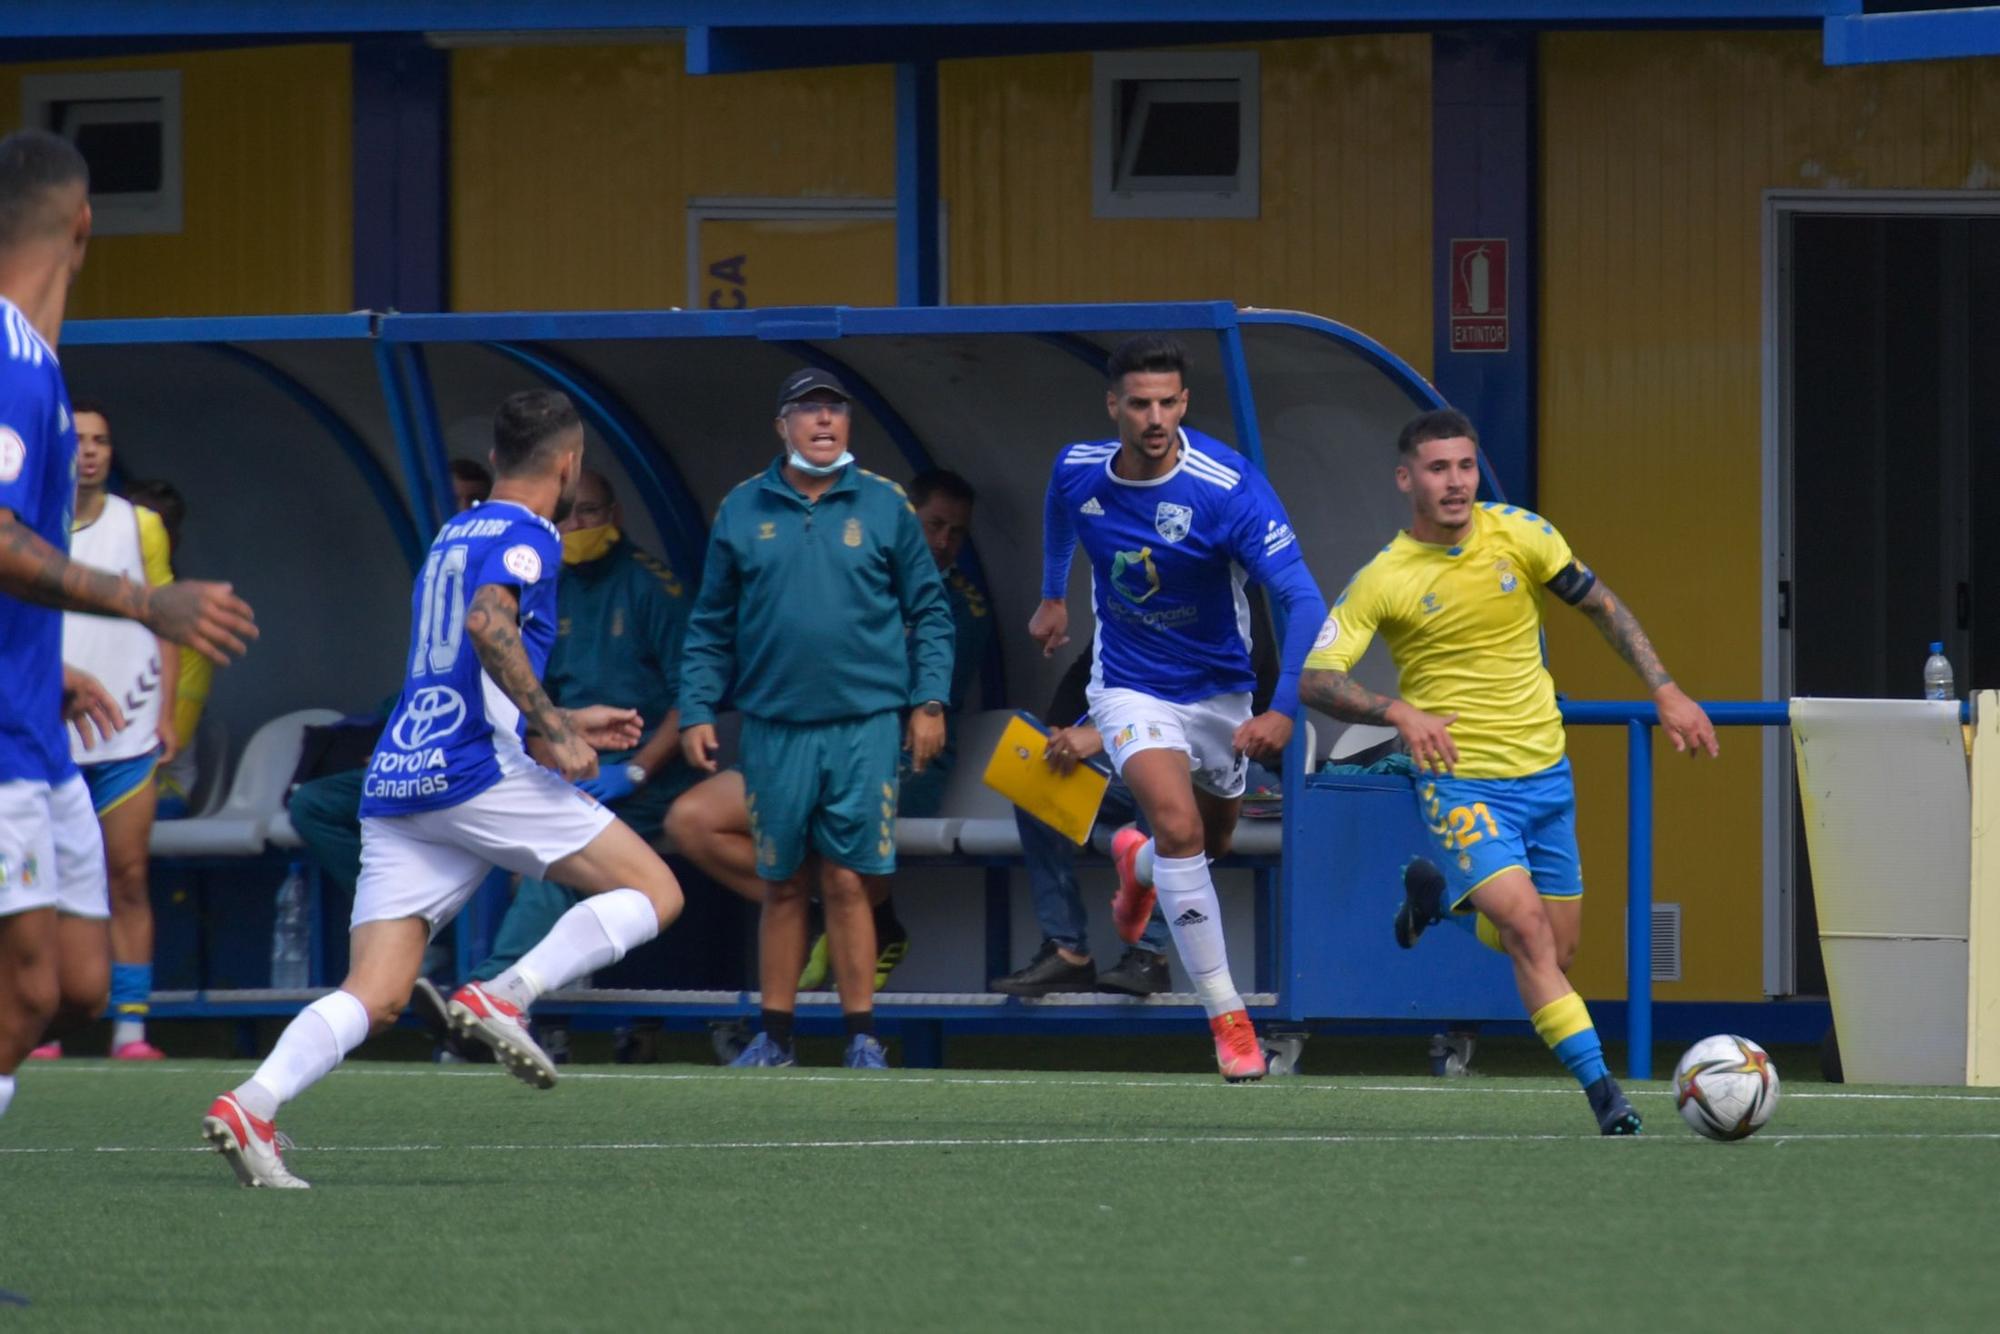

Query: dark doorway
[1783,209,2000,994]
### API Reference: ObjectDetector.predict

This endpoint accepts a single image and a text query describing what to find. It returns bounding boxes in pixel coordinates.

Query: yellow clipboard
[981,712,1109,846]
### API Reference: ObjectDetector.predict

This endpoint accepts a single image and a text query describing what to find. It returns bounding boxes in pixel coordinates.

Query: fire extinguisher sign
[1449,238,1508,353]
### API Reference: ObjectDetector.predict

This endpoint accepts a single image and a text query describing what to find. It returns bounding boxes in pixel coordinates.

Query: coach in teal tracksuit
[679,367,953,1069]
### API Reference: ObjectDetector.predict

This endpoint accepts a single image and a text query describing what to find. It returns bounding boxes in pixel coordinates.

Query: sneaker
[111,1040,167,1061]
[1394,857,1447,949]
[1095,947,1169,997]
[410,977,490,1063]
[26,1042,60,1060]
[1262,1031,1308,1077]
[798,934,832,990]
[728,1032,797,1068]
[990,940,1096,997]
[1586,1074,1643,1136]
[874,926,910,990]
[1427,1030,1476,1077]
[703,1020,749,1065]
[1210,1009,1268,1083]
[447,981,558,1090]
[201,1093,309,1189]
[843,1034,889,1070]
[1110,827,1156,946]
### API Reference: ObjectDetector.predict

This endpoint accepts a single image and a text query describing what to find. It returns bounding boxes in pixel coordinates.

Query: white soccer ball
[1673,1034,1780,1141]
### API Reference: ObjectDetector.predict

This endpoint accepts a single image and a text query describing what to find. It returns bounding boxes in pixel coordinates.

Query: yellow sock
[1474,912,1504,954]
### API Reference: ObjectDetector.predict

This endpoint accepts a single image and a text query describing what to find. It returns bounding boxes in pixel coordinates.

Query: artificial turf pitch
[4,1057,1999,1333]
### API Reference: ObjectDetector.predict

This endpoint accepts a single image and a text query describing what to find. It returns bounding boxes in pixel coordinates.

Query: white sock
[1135,838,1156,888]
[1151,852,1244,1018]
[486,889,658,1010]
[234,989,371,1120]
[112,1019,145,1048]
[0,1073,14,1120]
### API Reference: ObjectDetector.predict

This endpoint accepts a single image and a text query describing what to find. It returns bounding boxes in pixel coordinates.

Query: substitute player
[0,129,256,1126]
[40,404,179,1060]
[200,391,684,1188]
[1030,336,1328,1082]
[1299,407,1718,1134]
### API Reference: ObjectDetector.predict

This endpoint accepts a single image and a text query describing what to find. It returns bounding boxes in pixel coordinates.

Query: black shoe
[1394,857,1447,949]
[1586,1074,1643,1136]
[411,977,492,1063]
[991,941,1096,996]
[1095,948,1170,997]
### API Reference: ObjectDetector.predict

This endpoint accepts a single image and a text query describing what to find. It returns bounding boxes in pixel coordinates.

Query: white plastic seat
[151,708,342,857]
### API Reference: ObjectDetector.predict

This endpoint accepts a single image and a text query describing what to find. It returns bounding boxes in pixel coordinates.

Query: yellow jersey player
[1300,408,1717,1134]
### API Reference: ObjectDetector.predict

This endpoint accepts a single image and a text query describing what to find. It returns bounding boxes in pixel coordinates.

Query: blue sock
[1531,993,1609,1089]
[110,963,152,1043]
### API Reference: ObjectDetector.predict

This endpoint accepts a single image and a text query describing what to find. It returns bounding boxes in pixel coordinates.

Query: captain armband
[1545,560,1597,606]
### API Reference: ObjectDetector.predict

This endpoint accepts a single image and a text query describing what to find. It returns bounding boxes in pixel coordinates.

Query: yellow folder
[981,712,1109,846]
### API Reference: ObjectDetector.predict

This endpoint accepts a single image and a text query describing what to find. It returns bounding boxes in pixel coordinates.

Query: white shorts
[0,775,110,920]
[1087,686,1254,799]
[354,765,615,936]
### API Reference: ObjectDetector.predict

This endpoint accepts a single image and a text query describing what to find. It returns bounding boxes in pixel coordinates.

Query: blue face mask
[787,449,853,477]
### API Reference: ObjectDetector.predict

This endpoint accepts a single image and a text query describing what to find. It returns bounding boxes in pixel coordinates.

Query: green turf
[4,1058,1999,1333]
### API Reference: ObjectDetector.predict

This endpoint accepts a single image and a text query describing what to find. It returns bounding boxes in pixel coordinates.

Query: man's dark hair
[0,130,89,250]
[1105,335,1188,387]
[124,478,186,553]
[449,456,493,494]
[1397,407,1479,457]
[491,390,581,476]
[908,467,975,509]
[69,398,107,425]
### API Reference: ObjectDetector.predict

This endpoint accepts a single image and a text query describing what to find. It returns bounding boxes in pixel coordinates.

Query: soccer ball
[1673,1034,1780,1141]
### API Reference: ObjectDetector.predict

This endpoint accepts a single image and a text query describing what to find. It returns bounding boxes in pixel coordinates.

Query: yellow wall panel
[940,37,1432,376]
[451,44,896,311]
[0,45,351,317]
[1540,31,2000,1001]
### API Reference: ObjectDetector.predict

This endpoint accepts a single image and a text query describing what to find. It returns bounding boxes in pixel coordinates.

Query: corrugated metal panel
[451,43,897,312]
[940,36,1433,377]
[1540,30,2000,1002]
[0,45,351,317]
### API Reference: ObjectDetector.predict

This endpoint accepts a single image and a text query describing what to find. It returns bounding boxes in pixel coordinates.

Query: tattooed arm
[465,582,601,781]
[1300,667,1461,774]
[0,509,257,663]
[1573,580,1719,757]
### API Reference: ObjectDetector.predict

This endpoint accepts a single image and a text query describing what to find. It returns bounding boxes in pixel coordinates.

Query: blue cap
[1931,642,1944,654]
[776,367,852,412]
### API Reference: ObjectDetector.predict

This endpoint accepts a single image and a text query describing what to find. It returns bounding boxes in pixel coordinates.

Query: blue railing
[1558,700,1792,1080]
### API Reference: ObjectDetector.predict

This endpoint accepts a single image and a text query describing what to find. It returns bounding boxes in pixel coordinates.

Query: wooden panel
[1541,30,2000,1000]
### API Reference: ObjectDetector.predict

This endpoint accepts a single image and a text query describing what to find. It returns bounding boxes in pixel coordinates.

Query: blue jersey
[0,298,79,786]
[360,500,564,817]
[1042,427,1312,707]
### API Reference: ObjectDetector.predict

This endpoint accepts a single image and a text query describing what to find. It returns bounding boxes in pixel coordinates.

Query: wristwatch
[917,700,944,717]
[623,763,648,787]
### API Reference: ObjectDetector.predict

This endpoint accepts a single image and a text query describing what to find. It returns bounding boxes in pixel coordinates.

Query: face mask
[787,449,853,478]
[561,524,620,566]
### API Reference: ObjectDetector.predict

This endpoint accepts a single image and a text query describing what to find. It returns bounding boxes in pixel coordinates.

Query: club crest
[1154,502,1193,543]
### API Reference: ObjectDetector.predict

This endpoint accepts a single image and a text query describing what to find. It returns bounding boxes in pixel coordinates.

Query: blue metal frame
[1825,4,2000,66]
[64,314,376,346]
[200,343,424,572]
[895,60,942,308]
[374,341,445,537]
[352,36,448,313]
[481,340,711,584]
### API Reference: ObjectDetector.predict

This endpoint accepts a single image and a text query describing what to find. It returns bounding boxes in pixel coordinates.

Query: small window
[1093,52,1258,220]
[21,71,182,236]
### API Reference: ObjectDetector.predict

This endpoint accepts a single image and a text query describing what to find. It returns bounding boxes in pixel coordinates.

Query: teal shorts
[1414,757,1583,911]
[742,711,902,880]
[81,748,161,816]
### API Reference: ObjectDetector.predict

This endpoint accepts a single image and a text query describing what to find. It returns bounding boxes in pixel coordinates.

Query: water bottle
[271,863,310,990]
[1923,642,1955,701]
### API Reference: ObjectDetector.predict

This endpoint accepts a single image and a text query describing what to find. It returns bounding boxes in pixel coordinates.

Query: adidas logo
[1080,497,1104,516]
[1173,908,1209,928]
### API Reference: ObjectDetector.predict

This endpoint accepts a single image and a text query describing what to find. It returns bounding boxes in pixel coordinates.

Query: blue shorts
[80,748,161,816]
[741,712,902,880]
[1413,758,1582,911]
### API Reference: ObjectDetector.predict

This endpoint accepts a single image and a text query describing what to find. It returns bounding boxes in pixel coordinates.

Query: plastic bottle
[271,863,311,990]
[1923,642,1955,702]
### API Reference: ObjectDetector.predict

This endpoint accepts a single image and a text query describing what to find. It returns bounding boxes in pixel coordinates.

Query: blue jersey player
[1032,336,1328,1081]
[201,392,686,1189]
[0,131,258,1126]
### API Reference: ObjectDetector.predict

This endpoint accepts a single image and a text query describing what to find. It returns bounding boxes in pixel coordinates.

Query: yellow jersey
[1306,502,1579,779]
